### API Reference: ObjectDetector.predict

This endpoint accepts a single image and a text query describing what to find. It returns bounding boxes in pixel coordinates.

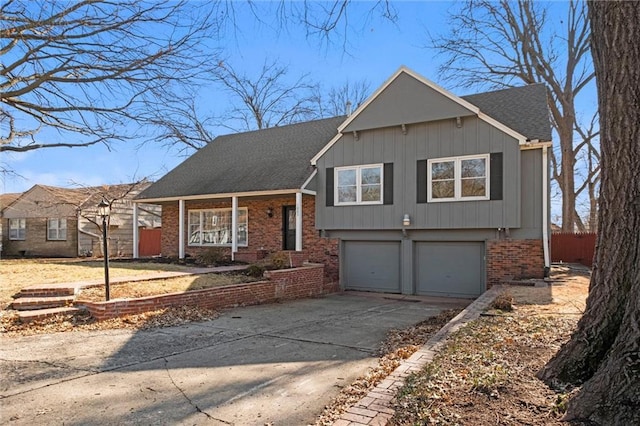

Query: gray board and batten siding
[316,116,528,232]
[341,71,477,133]
[315,69,550,297]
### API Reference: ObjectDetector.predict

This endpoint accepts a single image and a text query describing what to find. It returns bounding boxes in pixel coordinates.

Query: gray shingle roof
[139,83,551,201]
[462,83,552,142]
[137,116,346,200]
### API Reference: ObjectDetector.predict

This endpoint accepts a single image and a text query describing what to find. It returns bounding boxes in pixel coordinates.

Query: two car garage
[343,240,485,298]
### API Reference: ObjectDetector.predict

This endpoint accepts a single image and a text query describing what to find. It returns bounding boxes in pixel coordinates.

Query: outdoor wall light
[267,207,274,218]
[97,197,111,301]
[403,213,411,227]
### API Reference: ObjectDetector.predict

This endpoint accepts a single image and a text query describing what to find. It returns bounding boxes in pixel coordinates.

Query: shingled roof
[4,183,152,214]
[137,116,346,200]
[462,83,552,142]
[138,78,551,201]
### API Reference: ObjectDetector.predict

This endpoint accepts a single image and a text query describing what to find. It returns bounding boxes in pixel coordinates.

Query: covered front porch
[132,190,308,261]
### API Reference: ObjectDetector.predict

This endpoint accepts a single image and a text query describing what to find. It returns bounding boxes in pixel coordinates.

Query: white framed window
[335,164,383,205]
[47,218,67,240]
[428,154,489,202]
[188,208,248,246]
[9,218,26,240]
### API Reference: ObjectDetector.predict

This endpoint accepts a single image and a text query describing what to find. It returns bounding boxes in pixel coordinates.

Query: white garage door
[415,242,484,297]
[343,241,401,293]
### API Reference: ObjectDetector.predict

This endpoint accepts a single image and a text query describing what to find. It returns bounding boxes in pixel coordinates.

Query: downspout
[542,145,550,276]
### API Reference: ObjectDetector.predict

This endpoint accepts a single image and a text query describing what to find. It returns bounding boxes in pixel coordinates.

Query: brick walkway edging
[333,286,505,426]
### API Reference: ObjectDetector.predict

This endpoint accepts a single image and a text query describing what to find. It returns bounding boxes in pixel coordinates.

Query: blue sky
[1,2,450,193]
[1,1,595,223]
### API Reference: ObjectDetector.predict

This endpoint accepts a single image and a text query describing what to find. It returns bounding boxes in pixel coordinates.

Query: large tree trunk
[559,123,578,232]
[538,2,640,424]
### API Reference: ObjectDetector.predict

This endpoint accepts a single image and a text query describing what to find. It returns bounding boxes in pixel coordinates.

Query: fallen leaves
[313,309,461,425]
[390,271,590,426]
[0,305,219,337]
[76,272,258,302]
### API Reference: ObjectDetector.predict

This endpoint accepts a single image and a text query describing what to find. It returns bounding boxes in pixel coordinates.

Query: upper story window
[9,218,25,240]
[188,208,248,246]
[335,164,383,205]
[428,154,489,202]
[47,218,67,240]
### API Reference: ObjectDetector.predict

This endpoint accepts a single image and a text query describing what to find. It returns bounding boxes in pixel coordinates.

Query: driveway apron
[0,292,468,425]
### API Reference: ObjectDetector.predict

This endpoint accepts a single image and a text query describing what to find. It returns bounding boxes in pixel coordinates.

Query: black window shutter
[490,153,503,200]
[417,160,428,203]
[383,163,393,205]
[325,167,334,206]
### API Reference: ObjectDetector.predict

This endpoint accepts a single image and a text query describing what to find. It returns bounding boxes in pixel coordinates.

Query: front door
[283,206,296,250]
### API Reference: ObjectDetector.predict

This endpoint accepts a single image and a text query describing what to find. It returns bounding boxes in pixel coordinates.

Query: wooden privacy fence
[551,232,596,267]
[139,228,161,257]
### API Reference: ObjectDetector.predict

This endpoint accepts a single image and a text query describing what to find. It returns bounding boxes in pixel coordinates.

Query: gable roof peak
[337,65,482,134]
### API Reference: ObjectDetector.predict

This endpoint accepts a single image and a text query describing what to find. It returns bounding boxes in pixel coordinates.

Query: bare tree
[538,2,640,423]
[312,79,371,117]
[0,0,219,153]
[431,0,597,231]
[143,94,217,154]
[210,59,319,132]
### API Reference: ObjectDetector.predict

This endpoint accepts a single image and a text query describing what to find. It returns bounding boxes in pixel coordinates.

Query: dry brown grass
[77,273,260,301]
[0,259,193,306]
[391,266,590,425]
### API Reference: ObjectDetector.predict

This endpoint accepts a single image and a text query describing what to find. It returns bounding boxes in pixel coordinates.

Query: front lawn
[390,266,589,425]
[0,258,195,307]
[77,272,260,302]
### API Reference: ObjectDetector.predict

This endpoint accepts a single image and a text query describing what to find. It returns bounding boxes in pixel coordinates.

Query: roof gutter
[519,140,553,150]
[134,189,304,204]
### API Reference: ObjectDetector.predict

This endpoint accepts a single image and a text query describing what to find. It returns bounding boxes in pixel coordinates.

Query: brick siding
[486,239,545,287]
[159,195,339,283]
[2,217,78,257]
[77,264,332,321]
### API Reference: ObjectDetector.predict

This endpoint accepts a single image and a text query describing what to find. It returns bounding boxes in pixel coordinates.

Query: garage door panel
[344,241,401,293]
[416,242,483,297]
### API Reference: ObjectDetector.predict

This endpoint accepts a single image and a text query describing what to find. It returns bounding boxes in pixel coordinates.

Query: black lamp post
[97,198,111,301]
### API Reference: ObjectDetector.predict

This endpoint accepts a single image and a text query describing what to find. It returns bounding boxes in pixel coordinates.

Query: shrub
[491,291,514,311]
[245,264,266,278]
[269,251,290,269]
[196,248,230,266]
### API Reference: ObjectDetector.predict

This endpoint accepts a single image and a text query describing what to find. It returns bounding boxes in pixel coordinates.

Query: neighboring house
[136,66,552,297]
[1,183,161,258]
[0,192,21,254]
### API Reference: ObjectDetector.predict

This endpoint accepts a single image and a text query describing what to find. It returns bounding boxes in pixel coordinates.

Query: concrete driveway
[0,292,468,425]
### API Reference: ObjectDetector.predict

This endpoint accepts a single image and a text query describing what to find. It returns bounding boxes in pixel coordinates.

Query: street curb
[332,285,505,426]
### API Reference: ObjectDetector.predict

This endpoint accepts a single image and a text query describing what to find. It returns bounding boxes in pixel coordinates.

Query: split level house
[135,66,552,298]
[2,183,161,258]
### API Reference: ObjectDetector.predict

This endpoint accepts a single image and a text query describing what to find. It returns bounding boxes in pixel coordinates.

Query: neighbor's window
[335,164,383,205]
[9,218,26,240]
[188,208,248,246]
[47,218,67,240]
[428,154,489,202]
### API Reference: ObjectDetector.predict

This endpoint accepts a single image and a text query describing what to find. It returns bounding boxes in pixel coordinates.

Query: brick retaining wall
[77,264,331,321]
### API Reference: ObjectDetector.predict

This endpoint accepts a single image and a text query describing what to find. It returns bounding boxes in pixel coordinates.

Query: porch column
[295,192,303,251]
[231,196,238,260]
[178,199,185,259]
[132,203,139,258]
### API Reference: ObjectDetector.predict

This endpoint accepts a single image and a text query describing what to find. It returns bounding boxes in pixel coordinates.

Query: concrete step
[10,296,75,311]
[17,286,76,298]
[16,306,84,323]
